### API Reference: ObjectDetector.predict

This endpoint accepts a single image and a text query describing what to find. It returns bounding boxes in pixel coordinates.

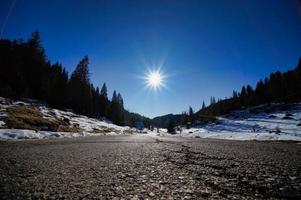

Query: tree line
[0,31,151,126]
[197,58,301,117]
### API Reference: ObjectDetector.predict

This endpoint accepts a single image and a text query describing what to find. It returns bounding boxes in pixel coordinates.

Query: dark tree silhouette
[197,58,301,117]
[167,118,175,133]
[0,32,153,127]
[202,101,206,109]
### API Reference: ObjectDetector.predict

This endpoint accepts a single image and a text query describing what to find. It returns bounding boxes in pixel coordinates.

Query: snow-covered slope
[0,97,132,140]
[158,104,301,141]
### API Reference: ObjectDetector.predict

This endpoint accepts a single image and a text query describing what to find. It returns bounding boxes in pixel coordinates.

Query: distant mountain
[152,114,183,128]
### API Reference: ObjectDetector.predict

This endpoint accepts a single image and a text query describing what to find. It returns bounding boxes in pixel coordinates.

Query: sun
[143,68,166,91]
[147,71,162,87]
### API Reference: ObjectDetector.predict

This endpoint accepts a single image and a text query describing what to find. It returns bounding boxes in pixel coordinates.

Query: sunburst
[143,68,166,91]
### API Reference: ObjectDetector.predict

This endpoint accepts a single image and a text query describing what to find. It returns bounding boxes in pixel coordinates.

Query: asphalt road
[0,134,301,199]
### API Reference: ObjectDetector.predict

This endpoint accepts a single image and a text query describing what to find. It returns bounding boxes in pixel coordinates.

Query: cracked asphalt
[0,134,301,199]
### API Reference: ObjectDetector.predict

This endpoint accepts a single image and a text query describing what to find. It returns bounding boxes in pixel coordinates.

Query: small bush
[275,126,281,134]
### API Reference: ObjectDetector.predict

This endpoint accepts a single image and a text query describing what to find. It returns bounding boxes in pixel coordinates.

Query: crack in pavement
[160,140,301,199]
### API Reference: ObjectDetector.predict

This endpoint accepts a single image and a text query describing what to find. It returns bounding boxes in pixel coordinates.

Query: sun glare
[148,71,162,86]
[143,68,166,91]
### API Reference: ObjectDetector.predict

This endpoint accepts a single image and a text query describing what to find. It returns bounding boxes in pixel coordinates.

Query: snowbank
[0,129,120,140]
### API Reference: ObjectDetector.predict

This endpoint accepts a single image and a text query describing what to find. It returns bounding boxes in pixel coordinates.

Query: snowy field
[153,104,301,141]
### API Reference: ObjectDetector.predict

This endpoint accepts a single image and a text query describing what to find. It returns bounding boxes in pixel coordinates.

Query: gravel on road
[0,135,300,199]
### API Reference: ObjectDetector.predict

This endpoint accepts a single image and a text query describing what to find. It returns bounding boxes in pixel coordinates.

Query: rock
[268,115,277,119]
[285,113,293,117]
[63,117,70,125]
[131,195,139,200]
[149,192,155,197]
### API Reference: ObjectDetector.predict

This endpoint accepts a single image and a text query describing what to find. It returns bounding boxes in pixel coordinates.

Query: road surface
[0,134,300,199]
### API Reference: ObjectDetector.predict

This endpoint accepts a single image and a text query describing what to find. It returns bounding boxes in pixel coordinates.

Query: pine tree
[202,101,206,109]
[70,56,90,83]
[26,30,48,99]
[117,93,124,108]
[109,91,121,124]
[167,118,175,133]
[189,106,194,116]
[47,62,68,108]
[181,111,189,125]
[68,56,92,115]
[28,30,45,59]
[100,83,108,99]
[0,32,144,126]
[232,91,238,98]
[210,97,216,105]
[99,83,109,117]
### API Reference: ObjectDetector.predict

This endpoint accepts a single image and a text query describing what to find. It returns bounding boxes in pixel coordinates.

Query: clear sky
[1,0,301,118]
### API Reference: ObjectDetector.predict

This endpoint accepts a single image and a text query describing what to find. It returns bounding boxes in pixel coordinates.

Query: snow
[1,97,301,141]
[0,129,120,140]
[0,97,132,140]
[0,120,5,128]
[152,104,301,141]
[39,106,128,133]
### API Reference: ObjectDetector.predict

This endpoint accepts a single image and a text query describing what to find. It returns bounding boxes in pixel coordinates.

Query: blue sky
[1,0,301,118]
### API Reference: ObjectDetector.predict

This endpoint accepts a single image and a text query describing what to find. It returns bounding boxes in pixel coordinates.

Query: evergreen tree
[167,118,175,133]
[68,56,92,115]
[240,86,246,97]
[188,106,193,116]
[99,83,109,117]
[232,91,238,98]
[210,97,216,105]
[0,32,155,127]
[100,83,108,99]
[47,62,68,108]
[181,111,189,125]
[109,91,123,125]
[202,101,206,109]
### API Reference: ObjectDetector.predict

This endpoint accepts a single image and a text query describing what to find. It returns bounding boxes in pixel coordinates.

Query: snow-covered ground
[151,104,301,141]
[0,97,132,140]
[1,97,301,141]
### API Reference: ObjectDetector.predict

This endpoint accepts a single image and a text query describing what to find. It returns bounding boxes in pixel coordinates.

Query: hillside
[151,58,301,129]
[158,103,301,141]
[0,97,132,140]
[197,58,301,117]
[152,113,182,128]
[0,33,152,128]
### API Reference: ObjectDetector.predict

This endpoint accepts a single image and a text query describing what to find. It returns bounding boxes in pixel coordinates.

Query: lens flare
[143,68,166,91]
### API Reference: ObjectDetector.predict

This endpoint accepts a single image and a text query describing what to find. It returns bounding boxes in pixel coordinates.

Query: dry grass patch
[92,128,105,133]
[123,129,133,134]
[5,106,60,131]
[57,125,83,132]
[91,127,118,134]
